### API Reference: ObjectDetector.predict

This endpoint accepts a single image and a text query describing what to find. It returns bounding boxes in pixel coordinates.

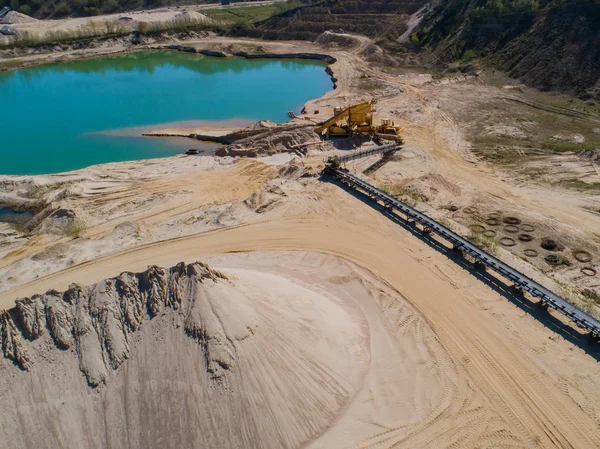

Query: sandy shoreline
[93,118,256,138]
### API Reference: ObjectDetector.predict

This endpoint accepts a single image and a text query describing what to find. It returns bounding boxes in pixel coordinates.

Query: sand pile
[315,31,359,48]
[0,11,38,24]
[0,260,367,449]
[174,10,212,24]
[217,125,323,157]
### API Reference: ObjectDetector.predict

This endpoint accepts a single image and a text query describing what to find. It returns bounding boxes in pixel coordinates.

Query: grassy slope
[415,0,600,99]
[249,0,426,40]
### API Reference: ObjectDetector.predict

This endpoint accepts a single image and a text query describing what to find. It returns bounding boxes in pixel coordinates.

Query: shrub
[53,1,72,17]
[466,229,499,255]
[462,49,477,62]
[63,218,86,239]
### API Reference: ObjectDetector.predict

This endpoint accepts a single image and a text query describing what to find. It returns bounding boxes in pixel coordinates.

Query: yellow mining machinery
[315,101,403,143]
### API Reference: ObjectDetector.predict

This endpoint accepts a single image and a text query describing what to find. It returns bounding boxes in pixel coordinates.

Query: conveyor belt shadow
[324,175,600,361]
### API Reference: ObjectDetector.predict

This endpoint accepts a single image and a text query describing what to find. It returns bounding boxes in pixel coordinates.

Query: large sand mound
[0,260,369,448]
[0,11,38,24]
[174,10,212,23]
[0,252,457,448]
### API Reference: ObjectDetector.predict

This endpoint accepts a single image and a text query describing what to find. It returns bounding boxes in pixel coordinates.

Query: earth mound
[0,11,38,24]
[0,261,365,449]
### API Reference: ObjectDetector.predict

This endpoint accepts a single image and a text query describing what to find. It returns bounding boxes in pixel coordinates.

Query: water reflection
[7,51,326,80]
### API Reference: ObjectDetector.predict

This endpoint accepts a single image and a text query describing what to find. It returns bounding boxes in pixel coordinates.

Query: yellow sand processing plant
[315,101,403,142]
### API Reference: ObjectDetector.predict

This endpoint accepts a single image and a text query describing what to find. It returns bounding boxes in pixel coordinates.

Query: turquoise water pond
[0,51,332,175]
[0,207,34,223]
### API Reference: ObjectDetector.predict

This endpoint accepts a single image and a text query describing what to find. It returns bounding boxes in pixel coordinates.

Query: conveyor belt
[328,168,600,337]
[326,143,400,165]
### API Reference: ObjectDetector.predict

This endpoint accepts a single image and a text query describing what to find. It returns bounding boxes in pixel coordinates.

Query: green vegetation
[380,183,426,204]
[0,1,303,49]
[437,217,455,230]
[8,222,31,236]
[355,72,384,91]
[466,229,499,255]
[29,182,63,199]
[204,1,300,24]
[467,0,543,19]
[1,0,178,19]
[415,0,600,99]
[559,179,600,191]
[582,289,600,305]
[0,58,24,70]
[540,141,598,152]
[461,49,477,62]
[0,0,301,21]
[63,218,86,239]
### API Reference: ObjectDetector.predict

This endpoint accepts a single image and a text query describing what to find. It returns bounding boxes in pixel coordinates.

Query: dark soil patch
[541,238,564,251]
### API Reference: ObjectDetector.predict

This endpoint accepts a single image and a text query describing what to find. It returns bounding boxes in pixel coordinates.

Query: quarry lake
[1,51,332,175]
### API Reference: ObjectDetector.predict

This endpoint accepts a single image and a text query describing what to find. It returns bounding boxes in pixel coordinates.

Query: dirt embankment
[0,254,448,449]
[417,2,600,99]
[242,0,426,41]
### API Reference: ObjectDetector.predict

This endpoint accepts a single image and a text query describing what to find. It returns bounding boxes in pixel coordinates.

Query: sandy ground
[3,184,600,447]
[1,34,600,448]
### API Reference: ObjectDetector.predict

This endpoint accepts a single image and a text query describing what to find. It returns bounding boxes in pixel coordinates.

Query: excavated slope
[0,261,366,449]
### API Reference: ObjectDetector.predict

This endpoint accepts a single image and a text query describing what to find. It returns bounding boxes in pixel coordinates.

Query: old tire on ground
[483,230,497,238]
[503,217,521,225]
[499,237,516,247]
[463,207,477,214]
[488,212,501,219]
[581,267,597,276]
[573,251,593,263]
[486,218,500,226]
[524,249,538,257]
[520,224,535,232]
[470,224,486,233]
[545,254,561,265]
[518,234,534,242]
[504,225,519,234]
